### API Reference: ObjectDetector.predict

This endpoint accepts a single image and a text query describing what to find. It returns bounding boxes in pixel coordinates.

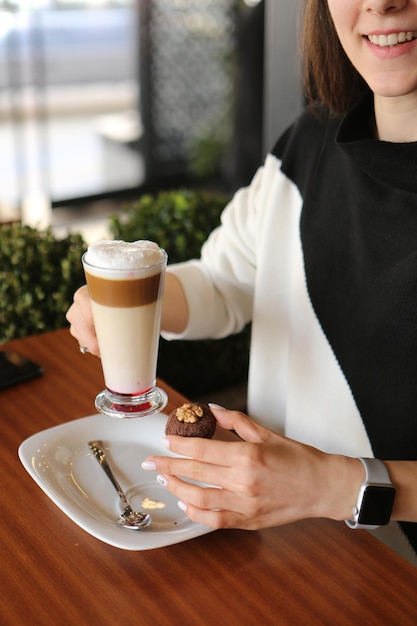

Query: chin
[367,75,417,99]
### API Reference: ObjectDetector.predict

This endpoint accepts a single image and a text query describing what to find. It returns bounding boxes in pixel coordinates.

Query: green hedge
[0,223,87,343]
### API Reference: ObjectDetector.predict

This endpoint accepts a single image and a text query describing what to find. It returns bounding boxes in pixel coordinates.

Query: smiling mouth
[368,31,417,47]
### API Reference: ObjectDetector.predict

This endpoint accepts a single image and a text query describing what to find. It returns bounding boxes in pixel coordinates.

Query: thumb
[208,404,277,444]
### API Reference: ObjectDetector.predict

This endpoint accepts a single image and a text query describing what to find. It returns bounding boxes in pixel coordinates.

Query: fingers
[165,475,234,511]
[209,404,281,445]
[66,285,100,356]
[142,408,282,491]
[177,499,245,530]
[146,437,241,489]
[160,432,266,472]
[159,475,252,530]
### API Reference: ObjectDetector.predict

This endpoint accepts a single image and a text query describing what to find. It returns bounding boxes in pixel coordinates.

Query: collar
[336,95,417,194]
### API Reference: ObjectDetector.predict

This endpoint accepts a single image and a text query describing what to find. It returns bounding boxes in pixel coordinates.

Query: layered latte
[83,240,167,396]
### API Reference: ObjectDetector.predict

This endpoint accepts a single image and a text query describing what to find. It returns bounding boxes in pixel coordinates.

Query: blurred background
[0,0,301,232]
[0,0,303,403]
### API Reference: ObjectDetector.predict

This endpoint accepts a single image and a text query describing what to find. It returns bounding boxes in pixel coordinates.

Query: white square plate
[18,412,212,550]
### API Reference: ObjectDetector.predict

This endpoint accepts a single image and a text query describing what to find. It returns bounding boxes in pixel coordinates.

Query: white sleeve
[161,164,267,342]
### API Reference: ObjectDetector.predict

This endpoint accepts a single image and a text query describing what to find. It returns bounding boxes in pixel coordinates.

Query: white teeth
[368,31,417,47]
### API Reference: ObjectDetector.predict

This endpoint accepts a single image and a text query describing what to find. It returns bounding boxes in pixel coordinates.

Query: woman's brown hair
[301,0,369,114]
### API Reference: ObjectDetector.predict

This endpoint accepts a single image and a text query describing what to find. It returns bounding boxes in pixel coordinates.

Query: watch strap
[345,457,395,530]
[358,457,391,484]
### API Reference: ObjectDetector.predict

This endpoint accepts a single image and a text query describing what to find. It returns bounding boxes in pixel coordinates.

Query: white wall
[263,0,303,155]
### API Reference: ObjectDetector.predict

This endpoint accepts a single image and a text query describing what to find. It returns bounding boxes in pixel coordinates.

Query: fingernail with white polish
[177,500,187,512]
[141,460,157,471]
[208,403,226,410]
[161,437,170,448]
[157,474,168,487]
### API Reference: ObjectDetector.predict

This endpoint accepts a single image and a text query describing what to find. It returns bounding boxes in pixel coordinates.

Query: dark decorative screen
[139,0,238,180]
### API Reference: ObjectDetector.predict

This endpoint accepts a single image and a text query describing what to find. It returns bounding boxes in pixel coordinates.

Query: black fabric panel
[274,97,417,554]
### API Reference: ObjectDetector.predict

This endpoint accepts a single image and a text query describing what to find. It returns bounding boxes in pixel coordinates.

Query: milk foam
[85,240,164,270]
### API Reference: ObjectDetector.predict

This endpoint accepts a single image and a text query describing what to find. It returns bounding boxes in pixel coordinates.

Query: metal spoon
[88,440,151,530]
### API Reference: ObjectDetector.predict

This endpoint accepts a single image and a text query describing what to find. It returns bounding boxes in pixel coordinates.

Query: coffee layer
[85,271,163,307]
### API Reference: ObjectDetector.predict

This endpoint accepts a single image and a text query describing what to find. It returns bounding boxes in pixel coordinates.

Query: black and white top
[165,95,417,562]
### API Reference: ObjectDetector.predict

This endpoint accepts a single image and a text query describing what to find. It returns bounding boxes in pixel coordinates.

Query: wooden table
[1,329,416,625]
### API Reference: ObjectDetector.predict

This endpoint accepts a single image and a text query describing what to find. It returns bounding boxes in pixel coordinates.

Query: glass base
[95,386,168,418]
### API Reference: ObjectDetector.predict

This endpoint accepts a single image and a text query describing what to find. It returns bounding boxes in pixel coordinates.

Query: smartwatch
[345,457,396,530]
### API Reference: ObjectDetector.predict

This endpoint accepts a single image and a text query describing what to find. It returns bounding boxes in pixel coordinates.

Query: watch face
[358,485,396,526]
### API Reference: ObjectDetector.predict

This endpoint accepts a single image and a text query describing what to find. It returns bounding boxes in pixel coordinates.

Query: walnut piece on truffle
[176,403,204,424]
[165,402,216,438]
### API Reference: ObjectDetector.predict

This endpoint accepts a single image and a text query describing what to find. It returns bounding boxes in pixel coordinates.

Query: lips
[368,31,417,47]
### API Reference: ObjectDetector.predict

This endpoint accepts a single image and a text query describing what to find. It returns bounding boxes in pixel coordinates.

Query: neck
[374,94,417,143]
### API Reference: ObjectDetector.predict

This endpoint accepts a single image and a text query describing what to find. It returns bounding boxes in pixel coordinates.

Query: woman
[67,0,417,564]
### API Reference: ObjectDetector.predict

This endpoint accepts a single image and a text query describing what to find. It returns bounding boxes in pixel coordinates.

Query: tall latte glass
[82,240,168,418]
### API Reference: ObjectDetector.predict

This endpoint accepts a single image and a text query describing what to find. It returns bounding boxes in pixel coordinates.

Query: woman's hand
[66,285,100,356]
[142,406,363,530]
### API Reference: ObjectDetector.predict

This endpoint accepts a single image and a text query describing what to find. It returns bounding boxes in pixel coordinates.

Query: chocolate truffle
[165,403,216,438]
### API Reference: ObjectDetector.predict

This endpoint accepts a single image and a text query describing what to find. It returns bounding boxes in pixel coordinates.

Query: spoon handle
[88,440,133,515]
